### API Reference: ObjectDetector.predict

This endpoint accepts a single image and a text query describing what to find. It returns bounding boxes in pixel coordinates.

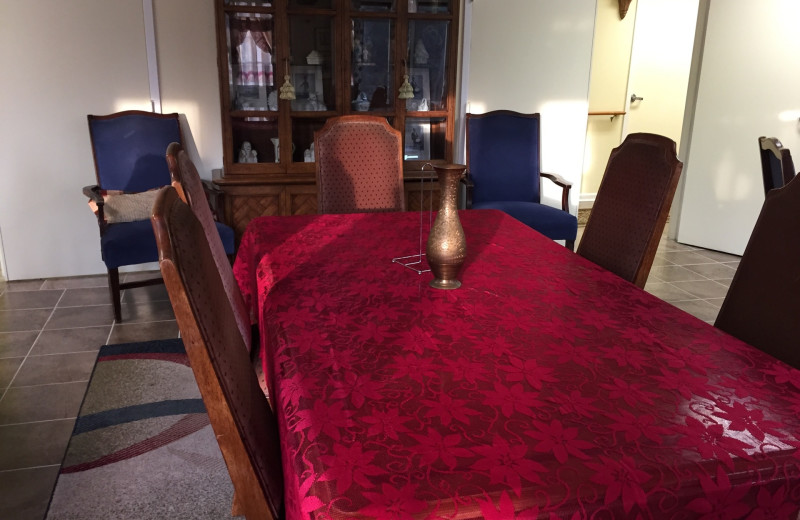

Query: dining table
[233,209,800,519]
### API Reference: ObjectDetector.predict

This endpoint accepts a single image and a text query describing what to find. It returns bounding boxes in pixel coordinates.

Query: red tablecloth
[233,210,800,519]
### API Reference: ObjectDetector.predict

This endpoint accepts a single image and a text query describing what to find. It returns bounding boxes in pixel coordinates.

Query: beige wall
[0,0,221,279]
[468,0,597,213]
[581,0,636,203]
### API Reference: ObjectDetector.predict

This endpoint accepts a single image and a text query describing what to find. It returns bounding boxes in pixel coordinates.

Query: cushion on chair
[100,219,160,269]
[88,188,161,224]
[473,200,578,241]
[214,221,235,255]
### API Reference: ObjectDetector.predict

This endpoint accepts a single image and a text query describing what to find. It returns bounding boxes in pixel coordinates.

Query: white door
[624,0,699,148]
[676,0,800,254]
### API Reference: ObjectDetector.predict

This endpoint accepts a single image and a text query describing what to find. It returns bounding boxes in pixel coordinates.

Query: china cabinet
[213,0,460,238]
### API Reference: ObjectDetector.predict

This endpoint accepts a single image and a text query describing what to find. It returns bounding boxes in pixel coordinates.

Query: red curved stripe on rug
[61,413,210,474]
[99,353,191,366]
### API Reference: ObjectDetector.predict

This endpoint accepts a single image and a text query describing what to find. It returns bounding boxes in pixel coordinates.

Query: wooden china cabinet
[213,0,461,239]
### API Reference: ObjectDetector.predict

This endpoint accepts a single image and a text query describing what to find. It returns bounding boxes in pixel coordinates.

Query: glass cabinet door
[408,0,450,14]
[225,12,277,112]
[351,18,395,112]
[289,15,335,112]
[405,19,448,112]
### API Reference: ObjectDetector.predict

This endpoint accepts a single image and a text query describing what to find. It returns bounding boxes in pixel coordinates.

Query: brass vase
[426,164,467,289]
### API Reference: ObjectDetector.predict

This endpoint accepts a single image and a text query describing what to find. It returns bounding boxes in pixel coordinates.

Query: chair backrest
[315,115,404,214]
[165,142,252,355]
[758,136,796,194]
[466,111,542,205]
[152,186,284,520]
[714,174,800,368]
[577,133,683,288]
[88,111,182,192]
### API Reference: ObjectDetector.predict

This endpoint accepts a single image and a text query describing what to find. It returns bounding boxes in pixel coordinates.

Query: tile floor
[0,232,741,519]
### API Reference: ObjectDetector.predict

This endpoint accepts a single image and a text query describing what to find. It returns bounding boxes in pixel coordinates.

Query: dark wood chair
[577,133,683,288]
[151,186,284,520]
[714,174,800,368]
[464,111,577,250]
[315,115,404,214]
[758,136,796,194]
[85,110,182,321]
[165,143,253,357]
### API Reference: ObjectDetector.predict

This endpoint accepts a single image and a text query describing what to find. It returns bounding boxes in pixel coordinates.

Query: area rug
[46,339,238,519]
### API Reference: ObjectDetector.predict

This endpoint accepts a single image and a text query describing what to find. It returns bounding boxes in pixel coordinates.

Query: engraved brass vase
[426,163,467,289]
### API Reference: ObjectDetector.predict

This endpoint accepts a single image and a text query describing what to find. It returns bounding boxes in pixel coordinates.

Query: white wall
[0,0,221,280]
[676,0,800,254]
[467,0,597,213]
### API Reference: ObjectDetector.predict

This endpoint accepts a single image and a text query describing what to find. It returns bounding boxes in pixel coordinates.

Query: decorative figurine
[238,141,258,163]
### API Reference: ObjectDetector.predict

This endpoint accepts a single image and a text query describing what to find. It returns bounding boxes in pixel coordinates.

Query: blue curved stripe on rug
[72,399,206,434]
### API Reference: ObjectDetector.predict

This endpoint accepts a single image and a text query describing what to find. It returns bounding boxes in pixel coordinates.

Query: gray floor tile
[108,320,180,344]
[0,290,63,311]
[0,331,39,359]
[0,382,89,425]
[122,270,162,284]
[707,297,726,308]
[11,352,98,387]
[650,255,674,267]
[0,466,61,520]
[660,250,717,265]
[119,301,175,323]
[3,280,45,292]
[31,327,110,356]
[644,282,695,302]
[0,309,52,333]
[0,419,76,470]
[670,280,730,300]
[121,283,170,304]
[0,358,24,389]
[684,262,738,280]
[694,249,741,263]
[670,299,721,323]
[44,305,114,330]
[58,287,111,307]
[647,265,707,283]
[40,275,108,290]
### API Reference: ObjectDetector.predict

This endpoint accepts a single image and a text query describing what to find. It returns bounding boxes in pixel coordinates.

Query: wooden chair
[315,115,404,214]
[714,174,800,368]
[758,136,796,194]
[165,143,253,356]
[84,110,182,321]
[151,186,284,520]
[577,133,683,288]
[465,111,577,250]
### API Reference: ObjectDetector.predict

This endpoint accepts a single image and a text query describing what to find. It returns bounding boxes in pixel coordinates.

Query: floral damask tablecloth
[234,210,800,519]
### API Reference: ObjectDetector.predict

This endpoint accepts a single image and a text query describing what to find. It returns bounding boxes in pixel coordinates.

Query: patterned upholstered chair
[314,115,404,214]
[152,186,284,520]
[715,173,800,368]
[465,111,577,250]
[758,136,796,195]
[84,110,182,321]
[577,133,683,288]
[166,143,252,356]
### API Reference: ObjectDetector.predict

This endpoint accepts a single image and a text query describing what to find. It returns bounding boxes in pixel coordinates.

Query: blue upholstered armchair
[84,111,184,322]
[464,111,577,250]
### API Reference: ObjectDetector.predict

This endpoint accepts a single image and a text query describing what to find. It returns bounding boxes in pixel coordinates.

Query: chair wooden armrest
[83,184,107,228]
[83,184,103,203]
[540,172,572,212]
[460,172,475,209]
[201,179,226,224]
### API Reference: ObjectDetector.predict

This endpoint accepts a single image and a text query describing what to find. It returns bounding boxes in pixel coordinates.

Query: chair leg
[108,268,122,322]
[565,239,575,252]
